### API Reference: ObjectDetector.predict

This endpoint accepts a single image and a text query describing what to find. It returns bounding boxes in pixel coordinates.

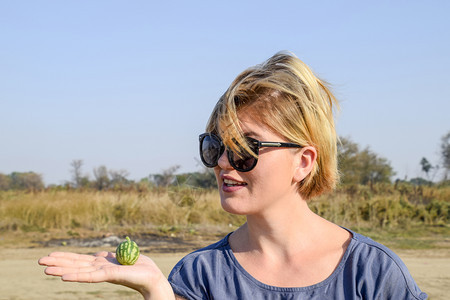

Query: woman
[39,52,427,299]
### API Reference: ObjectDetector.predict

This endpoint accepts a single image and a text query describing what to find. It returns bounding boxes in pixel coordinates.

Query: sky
[1,0,449,185]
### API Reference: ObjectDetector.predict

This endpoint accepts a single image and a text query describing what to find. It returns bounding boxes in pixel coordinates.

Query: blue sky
[1,1,449,185]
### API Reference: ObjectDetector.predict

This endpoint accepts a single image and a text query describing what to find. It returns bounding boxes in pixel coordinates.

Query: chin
[220,197,253,216]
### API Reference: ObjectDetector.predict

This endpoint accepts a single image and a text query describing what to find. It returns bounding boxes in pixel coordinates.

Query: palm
[39,251,164,293]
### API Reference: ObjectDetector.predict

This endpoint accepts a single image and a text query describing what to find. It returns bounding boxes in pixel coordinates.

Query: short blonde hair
[206,51,339,199]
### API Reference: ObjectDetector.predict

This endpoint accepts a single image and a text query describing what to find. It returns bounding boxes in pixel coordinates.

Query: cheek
[256,153,296,185]
[213,168,221,184]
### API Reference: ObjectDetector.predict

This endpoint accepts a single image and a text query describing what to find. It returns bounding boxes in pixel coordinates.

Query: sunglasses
[199,133,303,172]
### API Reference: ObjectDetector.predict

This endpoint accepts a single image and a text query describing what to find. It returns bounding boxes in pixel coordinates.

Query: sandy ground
[0,246,448,299]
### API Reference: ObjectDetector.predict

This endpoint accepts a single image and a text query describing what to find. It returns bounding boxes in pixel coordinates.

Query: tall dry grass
[0,183,448,240]
[311,184,449,229]
[0,188,244,235]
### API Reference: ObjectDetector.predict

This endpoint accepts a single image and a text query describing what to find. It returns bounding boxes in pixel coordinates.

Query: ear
[293,146,317,183]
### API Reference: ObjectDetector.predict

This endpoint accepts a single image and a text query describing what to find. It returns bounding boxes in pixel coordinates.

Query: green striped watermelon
[115,236,140,265]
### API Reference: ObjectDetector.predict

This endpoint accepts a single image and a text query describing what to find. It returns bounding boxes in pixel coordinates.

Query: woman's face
[214,113,302,216]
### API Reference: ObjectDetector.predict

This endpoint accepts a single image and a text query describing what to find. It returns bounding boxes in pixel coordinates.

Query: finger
[61,269,110,283]
[39,256,97,268]
[48,252,97,261]
[47,251,116,264]
[94,251,112,257]
[44,266,98,277]
[39,252,96,266]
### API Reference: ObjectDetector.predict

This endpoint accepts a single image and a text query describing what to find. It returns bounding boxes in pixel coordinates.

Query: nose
[217,149,233,170]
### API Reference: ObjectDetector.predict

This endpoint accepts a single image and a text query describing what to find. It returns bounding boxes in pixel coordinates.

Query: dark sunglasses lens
[231,153,256,171]
[201,135,222,167]
[230,142,258,171]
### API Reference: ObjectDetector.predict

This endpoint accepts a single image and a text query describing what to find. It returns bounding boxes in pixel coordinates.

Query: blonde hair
[206,51,339,199]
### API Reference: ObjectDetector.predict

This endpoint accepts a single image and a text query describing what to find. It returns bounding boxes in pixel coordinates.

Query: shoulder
[344,229,427,299]
[168,233,233,299]
[349,231,404,263]
[170,233,231,274]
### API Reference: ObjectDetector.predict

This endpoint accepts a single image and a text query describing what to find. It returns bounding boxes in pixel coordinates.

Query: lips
[223,178,247,187]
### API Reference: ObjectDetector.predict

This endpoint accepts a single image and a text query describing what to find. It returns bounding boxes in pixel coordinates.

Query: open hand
[38,251,174,300]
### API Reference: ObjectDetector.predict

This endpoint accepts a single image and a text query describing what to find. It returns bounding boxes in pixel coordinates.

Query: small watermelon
[116,236,140,265]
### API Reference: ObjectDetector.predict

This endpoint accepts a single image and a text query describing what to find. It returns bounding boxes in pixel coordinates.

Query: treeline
[1,132,449,192]
[0,164,217,192]
[66,161,217,191]
[0,172,44,191]
[338,134,449,186]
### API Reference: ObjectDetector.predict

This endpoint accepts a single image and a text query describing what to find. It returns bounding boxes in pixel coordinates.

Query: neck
[235,196,320,257]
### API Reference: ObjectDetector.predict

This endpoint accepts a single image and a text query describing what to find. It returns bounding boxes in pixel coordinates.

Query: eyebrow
[243,131,262,140]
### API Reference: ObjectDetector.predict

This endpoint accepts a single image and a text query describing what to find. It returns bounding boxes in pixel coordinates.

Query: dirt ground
[0,246,448,299]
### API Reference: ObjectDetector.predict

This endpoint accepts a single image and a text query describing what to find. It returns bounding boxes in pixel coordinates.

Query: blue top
[168,229,427,299]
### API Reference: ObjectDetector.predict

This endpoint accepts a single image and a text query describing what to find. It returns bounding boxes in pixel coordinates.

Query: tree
[420,157,433,180]
[175,169,217,189]
[409,177,432,186]
[441,131,450,180]
[0,173,11,190]
[93,165,110,190]
[70,159,84,188]
[338,137,395,185]
[149,165,180,187]
[109,169,130,189]
[337,137,360,184]
[9,172,44,191]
